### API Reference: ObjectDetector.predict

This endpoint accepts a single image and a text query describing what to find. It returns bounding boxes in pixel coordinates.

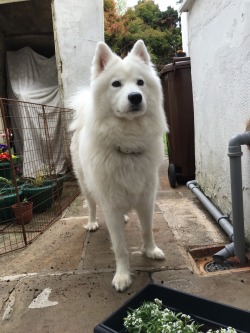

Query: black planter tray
[94,283,250,333]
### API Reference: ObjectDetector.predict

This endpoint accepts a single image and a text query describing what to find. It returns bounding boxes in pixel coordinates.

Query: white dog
[70,40,168,291]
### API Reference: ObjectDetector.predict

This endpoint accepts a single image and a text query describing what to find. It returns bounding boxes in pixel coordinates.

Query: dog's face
[107,63,147,119]
[91,40,161,121]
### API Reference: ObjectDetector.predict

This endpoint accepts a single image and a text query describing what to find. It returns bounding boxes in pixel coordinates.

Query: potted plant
[0,177,23,223]
[124,299,237,332]
[11,197,33,225]
[22,170,56,213]
[0,144,20,179]
[94,284,250,333]
[176,49,186,57]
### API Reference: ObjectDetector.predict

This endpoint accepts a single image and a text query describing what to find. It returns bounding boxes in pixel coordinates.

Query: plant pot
[11,201,33,225]
[0,188,23,223]
[44,174,65,200]
[94,283,250,333]
[176,52,186,57]
[23,182,56,213]
[0,162,12,179]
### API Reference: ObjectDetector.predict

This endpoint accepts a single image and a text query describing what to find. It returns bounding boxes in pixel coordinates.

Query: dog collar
[116,146,144,156]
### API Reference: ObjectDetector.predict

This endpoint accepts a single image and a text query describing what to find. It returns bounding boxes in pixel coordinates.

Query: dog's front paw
[142,246,165,260]
[112,272,132,292]
[84,221,99,231]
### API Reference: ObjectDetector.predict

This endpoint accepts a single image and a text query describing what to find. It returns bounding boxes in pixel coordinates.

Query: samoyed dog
[70,40,168,291]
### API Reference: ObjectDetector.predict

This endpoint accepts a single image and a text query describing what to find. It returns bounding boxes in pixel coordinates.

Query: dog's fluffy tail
[68,89,90,132]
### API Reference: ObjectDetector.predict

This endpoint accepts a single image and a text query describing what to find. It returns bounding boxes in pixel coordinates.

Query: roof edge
[179,0,195,13]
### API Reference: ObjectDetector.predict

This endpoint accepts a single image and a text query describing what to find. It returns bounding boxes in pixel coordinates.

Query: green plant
[124,299,237,333]
[163,134,168,156]
[31,170,45,187]
[26,168,59,187]
[0,176,25,194]
[0,176,13,188]
[24,170,47,187]
[22,170,57,213]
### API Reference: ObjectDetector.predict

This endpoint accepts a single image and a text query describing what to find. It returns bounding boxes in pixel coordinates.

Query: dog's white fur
[70,40,168,291]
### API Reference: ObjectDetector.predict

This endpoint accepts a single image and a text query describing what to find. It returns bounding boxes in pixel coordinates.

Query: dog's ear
[92,42,114,78]
[130,40,150,65]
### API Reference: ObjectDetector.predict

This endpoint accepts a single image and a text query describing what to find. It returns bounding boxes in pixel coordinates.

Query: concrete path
[0,159,250,333]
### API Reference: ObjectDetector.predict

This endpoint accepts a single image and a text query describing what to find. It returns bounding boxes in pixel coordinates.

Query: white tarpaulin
[6,47,66,177]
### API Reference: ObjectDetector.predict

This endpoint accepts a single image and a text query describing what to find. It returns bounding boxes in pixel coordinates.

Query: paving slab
[0,217,87,275]
[0,279,17,317]
[1,272,151,333]
[84,210,187,271]
[153,268,250,311]
[157,189,228,248]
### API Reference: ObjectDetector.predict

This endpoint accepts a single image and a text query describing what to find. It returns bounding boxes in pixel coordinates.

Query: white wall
[186,0,250,244]
[52,0,104,104]
[180,12,189,56]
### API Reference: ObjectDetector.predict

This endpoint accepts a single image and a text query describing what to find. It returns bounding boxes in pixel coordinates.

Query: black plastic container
[94,283,250,333]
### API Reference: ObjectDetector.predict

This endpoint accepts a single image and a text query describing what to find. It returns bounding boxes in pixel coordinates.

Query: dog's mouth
[115,106,145,118]
[129,105,142,112]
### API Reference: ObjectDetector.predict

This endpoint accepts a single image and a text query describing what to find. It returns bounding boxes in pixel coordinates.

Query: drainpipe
[186,180,234,242]
[187,131,250,265]
[226,132,250,264]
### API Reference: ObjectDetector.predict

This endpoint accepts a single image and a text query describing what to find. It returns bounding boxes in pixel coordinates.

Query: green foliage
[104,0,182,69]
[163,133,168,156]
[0,177,13,187]
[124,299,237,333]
[134,0,161,27]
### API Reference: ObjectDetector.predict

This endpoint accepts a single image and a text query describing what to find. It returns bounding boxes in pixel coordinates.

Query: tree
[134,0,161,27]
[104,0,182,69]
[104,0,127,52]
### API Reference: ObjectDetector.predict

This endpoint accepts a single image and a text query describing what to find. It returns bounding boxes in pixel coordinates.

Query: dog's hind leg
[84,192,99,231]
[75,169,99,231]
[102,208,131,291]
[136,194,165,260]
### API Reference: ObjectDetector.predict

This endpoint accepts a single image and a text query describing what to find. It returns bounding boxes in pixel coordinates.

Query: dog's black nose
[128,92,142,105]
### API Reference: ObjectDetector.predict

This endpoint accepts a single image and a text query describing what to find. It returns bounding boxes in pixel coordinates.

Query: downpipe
[186,180,234,246]
[187,180,238,263]
[187,131,250,265]
[227,132,250,264]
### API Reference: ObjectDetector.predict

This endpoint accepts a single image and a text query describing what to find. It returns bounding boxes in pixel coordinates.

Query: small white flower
[123,299,237,333]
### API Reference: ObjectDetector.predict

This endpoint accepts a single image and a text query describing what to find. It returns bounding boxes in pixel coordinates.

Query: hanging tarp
[6,47,66,177]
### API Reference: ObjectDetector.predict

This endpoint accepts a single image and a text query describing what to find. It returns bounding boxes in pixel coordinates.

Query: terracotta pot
[0,188,23,223]
[11,201,33,225]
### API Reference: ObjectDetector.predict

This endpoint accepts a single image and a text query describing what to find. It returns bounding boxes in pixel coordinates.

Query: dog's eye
[137,79,144,86]
[112,81,122,87]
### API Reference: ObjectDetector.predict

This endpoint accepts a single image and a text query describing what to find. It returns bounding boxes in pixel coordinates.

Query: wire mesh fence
[0,98,80,255]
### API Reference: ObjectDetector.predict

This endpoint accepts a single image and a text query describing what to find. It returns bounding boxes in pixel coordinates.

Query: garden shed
[0,0,104,254]
[0,0,104,103]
